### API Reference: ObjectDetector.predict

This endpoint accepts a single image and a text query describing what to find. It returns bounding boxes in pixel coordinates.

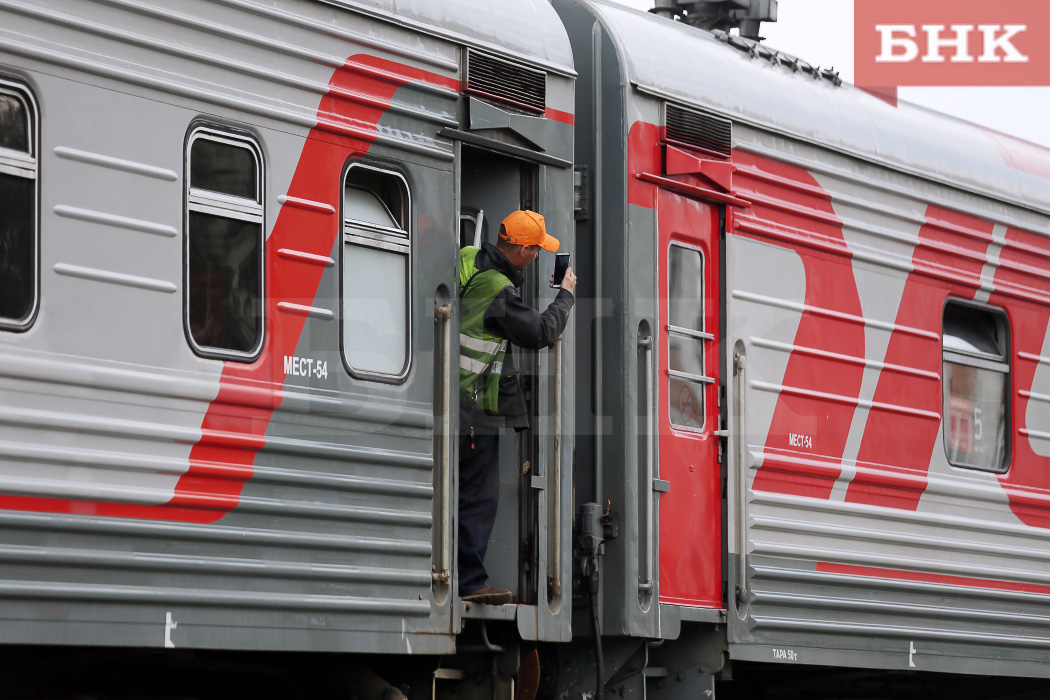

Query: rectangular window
[341,165,410,379]
[942,302,1009,472]
[185,128,263,359]
[667,243,712,431]
[0,81,37,329]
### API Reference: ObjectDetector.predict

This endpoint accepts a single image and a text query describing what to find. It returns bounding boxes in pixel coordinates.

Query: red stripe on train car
[991,225,1050,529]
[734,152,865,500]
[846,206,994,510]
[544,106,575,125]
[627,121,662,209]
[0,56,459,523]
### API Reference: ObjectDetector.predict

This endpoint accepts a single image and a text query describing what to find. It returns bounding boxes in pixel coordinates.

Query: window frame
[183,124,265,362]
[941,298,1011,474]
[0,77,39,331]
[666,240,713,434]
[339,161,413,383]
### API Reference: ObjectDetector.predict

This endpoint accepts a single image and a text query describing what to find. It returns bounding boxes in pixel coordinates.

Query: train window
[190,138,258,200]
[0,81,37,329]
[667,243,710,431]
[942,302,1009,472]
[184,128,264,360]
[341,165,410,379]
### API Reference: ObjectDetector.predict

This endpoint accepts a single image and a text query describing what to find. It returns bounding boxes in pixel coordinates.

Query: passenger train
[1,0,1050,697]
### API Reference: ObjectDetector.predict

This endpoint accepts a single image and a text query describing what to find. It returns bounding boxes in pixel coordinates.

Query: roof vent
[665,104,732,159]
[466,50,546,115]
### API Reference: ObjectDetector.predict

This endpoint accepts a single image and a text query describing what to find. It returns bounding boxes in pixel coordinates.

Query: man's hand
[560,267,577,294]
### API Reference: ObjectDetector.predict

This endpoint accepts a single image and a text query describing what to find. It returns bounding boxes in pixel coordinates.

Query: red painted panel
[544,106,575,125]
[627,121,663,210]
[846,205,993,509]
[0,56,458,522]
[734,152,865,500]
[657,191,721,608]
[628,119,723,606]
[991,226,1050,528]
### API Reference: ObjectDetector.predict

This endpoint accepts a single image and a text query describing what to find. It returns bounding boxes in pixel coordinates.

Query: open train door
[449,56,577,642]
[656,190,723,611]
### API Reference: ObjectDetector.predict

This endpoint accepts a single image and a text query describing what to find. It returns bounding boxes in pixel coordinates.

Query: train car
[0,0,576,695]
[552,0,1050,697]
[8,0,1050,698]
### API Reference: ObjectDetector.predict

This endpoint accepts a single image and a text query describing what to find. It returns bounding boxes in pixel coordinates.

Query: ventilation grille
[467,50,546,114]
[666,104,732,158]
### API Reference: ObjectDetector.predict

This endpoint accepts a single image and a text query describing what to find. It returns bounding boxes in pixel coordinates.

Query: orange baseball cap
[499,210,560,253]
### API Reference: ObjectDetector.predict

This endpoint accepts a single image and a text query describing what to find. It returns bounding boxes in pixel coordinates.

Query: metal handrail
[433,304,453,585]
[667,368,716,384]
[734,350,748,604]
[666,324,714,341]
[639,334,656,593]
[550,335,563,599]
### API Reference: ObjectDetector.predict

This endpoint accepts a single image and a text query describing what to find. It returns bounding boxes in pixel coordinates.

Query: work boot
[462,586,513,605]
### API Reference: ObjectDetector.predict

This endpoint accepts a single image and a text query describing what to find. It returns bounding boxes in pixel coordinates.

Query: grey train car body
[0,0,575,661]
[556,0,1050,693]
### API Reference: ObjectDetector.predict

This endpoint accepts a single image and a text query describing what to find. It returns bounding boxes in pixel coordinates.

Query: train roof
[328,0,575,75]
[584,0,1050,215]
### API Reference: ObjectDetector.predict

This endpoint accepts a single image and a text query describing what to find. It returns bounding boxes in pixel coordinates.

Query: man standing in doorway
[458,210,577,605]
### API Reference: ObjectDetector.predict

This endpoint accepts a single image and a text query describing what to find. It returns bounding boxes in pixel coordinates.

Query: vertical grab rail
[549,335,563,599]
[638,334,655,596]
[434,304,453,587]
[734,349,748,604]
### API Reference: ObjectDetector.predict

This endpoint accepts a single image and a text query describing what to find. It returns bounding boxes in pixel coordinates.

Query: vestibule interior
[458,145,541,603]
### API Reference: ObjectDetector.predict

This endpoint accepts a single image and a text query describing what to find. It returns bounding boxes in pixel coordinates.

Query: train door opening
[459,145,541,604]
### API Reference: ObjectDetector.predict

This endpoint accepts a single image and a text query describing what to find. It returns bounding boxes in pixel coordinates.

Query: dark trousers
[458,430,500,595]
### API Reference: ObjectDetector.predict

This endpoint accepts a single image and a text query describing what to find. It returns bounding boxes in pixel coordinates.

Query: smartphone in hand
[551,252,571,288]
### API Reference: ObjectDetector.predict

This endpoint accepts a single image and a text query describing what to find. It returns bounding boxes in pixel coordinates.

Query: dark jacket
[462,242,575,430]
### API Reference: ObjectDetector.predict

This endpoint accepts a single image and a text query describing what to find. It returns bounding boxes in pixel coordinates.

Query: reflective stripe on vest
[460,355,504,376]
[460,333,506,356]
[458,246,513,414]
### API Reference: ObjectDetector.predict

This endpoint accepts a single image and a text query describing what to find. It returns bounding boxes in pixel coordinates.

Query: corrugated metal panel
[0,0,459,158]
[726,134,1050,674]
[0,0,460,653]
[0,354,441,651]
